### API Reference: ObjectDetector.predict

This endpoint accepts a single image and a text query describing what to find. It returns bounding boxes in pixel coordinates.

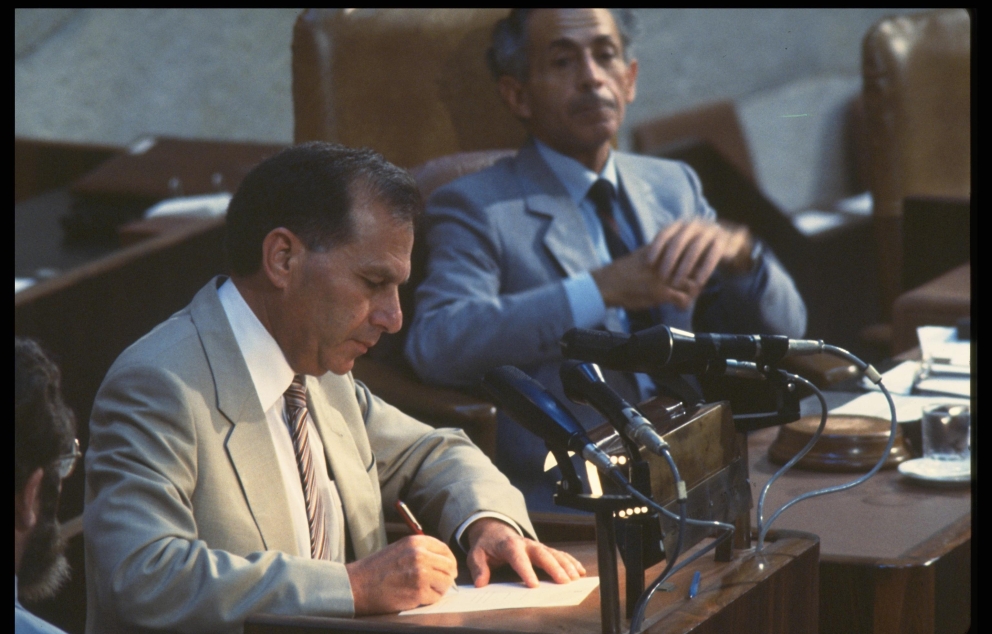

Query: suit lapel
[615,153,669,244]
[515,143,601,278]
[189,278,300,556]
[304,376,386,560]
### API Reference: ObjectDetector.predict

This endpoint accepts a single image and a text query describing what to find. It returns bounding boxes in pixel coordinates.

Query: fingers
[468,532,588,590]
[597,219,748,311]
[524,543,586,584]
[646,221,686,265]
[467,542,492,588]
[680,230,725,291]
[669,224,720,288]
[503,542,542,588]
[652,220,746,293]
[655,222,700,281]
[347,535,458,615]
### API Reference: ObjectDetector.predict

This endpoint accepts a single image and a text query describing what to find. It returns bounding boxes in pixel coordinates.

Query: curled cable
[756,347,898,551]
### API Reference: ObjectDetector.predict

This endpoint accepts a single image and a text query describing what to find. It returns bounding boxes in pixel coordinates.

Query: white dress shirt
[218,279,347,561]
[217,279,520,559]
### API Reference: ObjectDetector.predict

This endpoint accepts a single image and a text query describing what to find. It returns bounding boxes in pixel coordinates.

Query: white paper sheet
[914,374,971,398]
[917,326,970,367]
[399,577,600,616]
[861,360,920,394]
[862,360,970,398]
[830,392,970,423]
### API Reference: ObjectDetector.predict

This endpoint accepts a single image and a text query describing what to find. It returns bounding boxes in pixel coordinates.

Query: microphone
[561,361,669,456]
[481,365,616,474]
[560,324,824,372]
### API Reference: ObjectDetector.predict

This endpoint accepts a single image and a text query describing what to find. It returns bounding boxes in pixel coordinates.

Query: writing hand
[465,518,586,588]
[346,535,458,615]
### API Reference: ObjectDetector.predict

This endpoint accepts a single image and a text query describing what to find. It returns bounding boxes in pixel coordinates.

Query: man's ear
[260,227,304,290]
[497,75,532,121]
[15,468,45,532]
[623,58,639,104]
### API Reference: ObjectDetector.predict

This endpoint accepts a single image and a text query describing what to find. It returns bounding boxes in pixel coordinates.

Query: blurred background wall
[15,8,922,150]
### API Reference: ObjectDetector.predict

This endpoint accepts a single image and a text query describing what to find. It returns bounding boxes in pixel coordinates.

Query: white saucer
[898,457,971,484]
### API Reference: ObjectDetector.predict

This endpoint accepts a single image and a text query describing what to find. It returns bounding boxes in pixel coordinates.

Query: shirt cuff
[563,272,607,329]
[454,512,525,552]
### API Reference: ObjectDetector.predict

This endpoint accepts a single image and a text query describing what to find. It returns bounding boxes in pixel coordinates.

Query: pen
[688,570,701,599]
[394,500,459,593]
[395,499,425,535]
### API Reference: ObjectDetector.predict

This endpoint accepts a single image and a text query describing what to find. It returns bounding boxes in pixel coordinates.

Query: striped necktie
[284,375,328,560]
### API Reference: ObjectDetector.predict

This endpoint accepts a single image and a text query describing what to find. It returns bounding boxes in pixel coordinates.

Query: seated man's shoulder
[425,153,524,215]
[99,303,210,397]
[615,151,698,183]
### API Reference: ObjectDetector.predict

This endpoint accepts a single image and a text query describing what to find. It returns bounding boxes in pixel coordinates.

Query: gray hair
[487,9,639,81]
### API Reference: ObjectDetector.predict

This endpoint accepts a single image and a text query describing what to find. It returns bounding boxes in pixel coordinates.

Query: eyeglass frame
[53,438,82,480]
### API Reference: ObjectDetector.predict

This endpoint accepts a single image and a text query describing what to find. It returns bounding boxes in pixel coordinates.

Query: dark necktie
[284,375,328,560]
[587,179,654,333]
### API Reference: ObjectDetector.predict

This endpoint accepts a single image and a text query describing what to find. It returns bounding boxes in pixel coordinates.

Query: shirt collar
[533,138,619,206]
[217,278,296,413]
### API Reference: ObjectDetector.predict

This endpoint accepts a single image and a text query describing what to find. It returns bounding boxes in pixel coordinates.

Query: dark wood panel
[14,137,121,203]
[15,217,228,521]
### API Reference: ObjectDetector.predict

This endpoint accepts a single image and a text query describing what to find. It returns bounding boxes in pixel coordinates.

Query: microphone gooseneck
[481,365,616,474]
[560,361,669,456]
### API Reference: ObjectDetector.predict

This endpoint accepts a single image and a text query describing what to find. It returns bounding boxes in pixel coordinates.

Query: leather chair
[861,9,971,330]
[292,8,522,169]
[632,99,758,187]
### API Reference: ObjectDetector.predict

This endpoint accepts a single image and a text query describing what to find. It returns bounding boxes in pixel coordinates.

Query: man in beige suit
[84,143,583,633]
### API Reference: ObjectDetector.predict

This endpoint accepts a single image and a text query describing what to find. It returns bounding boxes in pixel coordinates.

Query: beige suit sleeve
[85,360,356,633]
[347,378,536,544]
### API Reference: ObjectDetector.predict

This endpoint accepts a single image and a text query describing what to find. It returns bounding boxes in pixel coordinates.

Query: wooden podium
[246,533,818,634]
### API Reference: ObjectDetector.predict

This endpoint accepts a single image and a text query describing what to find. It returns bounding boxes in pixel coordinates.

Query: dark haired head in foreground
[15,337,78,633]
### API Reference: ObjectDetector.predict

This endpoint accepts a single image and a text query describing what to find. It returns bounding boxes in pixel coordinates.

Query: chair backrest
[292,8,527,169]
[861,9,971,317]
[632,99,757,186]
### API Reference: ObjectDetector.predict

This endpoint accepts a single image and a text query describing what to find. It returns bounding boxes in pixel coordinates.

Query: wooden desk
[246,534,818,634]
[748,427,971,634]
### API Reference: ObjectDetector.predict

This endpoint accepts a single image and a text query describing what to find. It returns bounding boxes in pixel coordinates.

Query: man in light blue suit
[405,9,807,510]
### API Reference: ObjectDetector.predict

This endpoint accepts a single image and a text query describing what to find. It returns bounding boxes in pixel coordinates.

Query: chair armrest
[352,356,497,460]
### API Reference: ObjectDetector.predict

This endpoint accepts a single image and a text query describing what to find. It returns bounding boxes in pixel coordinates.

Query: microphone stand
[548,446,662,634]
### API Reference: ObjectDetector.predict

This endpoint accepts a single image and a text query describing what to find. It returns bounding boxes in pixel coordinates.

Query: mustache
[568,93,617,115]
